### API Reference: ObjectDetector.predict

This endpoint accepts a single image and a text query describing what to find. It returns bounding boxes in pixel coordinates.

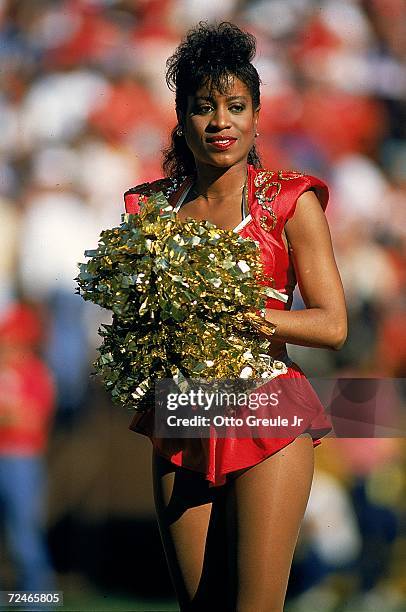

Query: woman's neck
[193,160,248,202]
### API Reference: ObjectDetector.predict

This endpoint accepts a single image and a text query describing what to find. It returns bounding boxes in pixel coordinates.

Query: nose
[207,105,231,131]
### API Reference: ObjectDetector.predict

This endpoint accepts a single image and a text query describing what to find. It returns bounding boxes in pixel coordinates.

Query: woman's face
[183,76,259,170]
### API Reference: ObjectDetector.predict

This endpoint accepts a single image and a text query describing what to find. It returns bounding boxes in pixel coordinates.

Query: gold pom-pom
[76,191,283,411]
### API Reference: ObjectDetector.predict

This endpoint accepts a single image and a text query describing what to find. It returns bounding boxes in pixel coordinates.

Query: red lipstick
[206,137,237,151]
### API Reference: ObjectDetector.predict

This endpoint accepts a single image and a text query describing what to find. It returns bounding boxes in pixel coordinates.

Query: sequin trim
[130,176,187,205]
[277,170,304,181]
[253,170,304,231]
[254,171,279,232]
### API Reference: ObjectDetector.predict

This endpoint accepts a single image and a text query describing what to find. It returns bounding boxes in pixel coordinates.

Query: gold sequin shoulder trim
[253,169,304,232]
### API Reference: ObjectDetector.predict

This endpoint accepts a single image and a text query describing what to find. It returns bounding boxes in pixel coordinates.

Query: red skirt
[129,358,332,487]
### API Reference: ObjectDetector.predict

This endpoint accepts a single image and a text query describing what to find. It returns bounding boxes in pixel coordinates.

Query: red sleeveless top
[124,164,332,486]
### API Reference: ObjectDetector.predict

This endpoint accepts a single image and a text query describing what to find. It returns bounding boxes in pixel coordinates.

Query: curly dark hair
[162,22,262,177]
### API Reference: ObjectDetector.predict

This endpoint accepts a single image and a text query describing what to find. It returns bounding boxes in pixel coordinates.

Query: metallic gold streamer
[76,191,282,411]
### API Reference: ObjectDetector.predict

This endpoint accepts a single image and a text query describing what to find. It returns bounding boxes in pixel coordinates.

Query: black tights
[152,434,314,611]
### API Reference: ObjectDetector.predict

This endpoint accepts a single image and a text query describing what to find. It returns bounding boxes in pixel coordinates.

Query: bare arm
[263,190,348,350]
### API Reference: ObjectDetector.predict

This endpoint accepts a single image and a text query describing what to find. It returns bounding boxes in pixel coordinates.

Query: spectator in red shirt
[0,303,55,591]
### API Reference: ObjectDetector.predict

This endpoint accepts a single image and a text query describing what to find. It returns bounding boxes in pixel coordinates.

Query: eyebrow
[194,95,248,102]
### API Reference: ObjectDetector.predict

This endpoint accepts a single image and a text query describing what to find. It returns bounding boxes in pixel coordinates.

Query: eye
[230,104,245,113]
[195,104,213,114]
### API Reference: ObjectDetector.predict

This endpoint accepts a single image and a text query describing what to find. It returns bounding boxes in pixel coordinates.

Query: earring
[176,126,183,136]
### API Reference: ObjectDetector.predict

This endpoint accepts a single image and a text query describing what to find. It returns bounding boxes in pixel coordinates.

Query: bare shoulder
[284,189,345,316]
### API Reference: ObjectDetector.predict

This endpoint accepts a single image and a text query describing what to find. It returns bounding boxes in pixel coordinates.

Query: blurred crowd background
[0,0,405,610]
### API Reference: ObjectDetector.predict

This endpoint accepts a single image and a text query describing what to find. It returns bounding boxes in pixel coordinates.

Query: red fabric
[239,167,328,311]
[124,165,332,486]
[0,354,55,455]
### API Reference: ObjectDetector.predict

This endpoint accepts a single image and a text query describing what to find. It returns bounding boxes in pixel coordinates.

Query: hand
[243,309,277,336]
